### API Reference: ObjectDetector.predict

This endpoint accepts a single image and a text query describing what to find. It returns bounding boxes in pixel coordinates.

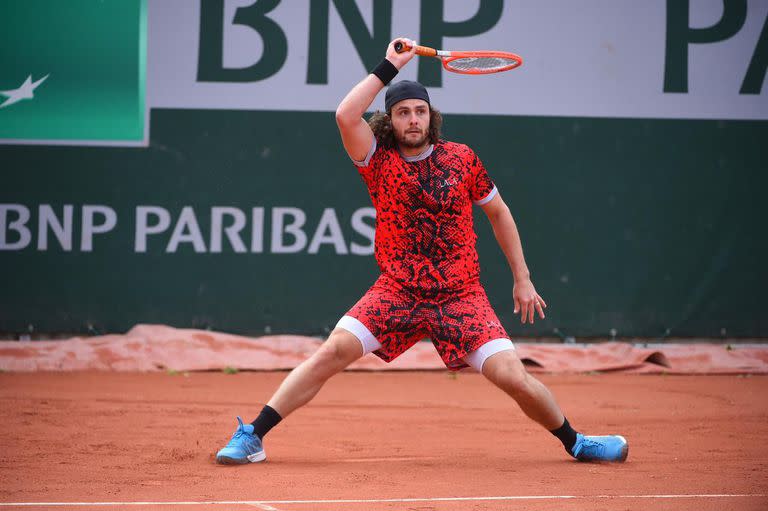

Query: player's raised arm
[335,38,416,162]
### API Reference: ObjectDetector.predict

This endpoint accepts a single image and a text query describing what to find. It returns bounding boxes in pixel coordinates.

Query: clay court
[1,369,766,510]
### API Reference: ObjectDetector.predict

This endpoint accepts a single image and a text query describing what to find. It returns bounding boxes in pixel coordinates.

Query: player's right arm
[335,38,416,161]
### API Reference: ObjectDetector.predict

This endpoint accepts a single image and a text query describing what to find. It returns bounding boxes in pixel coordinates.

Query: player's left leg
[431,284,627,462]
[470,346,628,462]
[478,348,563,429]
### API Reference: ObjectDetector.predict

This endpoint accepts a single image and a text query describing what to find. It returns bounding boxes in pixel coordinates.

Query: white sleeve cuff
[352,138,377,167]
[473,185,498,206]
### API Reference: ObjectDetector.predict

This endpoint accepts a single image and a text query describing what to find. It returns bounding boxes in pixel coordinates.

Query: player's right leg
[266,327,365,417]
[215,328,364,464]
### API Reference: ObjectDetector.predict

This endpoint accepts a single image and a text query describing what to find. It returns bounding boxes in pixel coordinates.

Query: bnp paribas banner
[1,0,766,148]
[0,0,147,146]
[149,0,767,119]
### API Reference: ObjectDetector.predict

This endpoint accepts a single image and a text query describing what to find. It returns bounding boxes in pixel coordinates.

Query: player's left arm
[480,192,547,324]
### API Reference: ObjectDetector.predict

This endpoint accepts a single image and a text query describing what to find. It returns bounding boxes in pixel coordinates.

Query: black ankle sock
[251,405,282,439]
[550,417,579,455]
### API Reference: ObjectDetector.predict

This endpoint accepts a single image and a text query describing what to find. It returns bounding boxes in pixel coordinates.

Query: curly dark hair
[367,108,443,149]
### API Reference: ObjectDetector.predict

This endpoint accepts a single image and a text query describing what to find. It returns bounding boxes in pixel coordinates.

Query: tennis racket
[394,41,522,75]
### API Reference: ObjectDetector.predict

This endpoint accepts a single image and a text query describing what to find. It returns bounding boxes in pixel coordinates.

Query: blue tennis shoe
[572,433,628,462]
[216,416,266,464]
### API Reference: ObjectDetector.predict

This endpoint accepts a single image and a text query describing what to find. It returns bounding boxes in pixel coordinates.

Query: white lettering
[251,207,264,253]
[0,204,31,250]
[350,207,375,256]
[81,205,117,252]
[167,206,206,253]
[37,204,73,251]
[211,207,246,253]
[271,207,307,253]
[308,208,347,254]
[135,206,171,253]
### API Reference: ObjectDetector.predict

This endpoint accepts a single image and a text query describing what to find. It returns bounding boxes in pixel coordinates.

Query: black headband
[385,80,430,112]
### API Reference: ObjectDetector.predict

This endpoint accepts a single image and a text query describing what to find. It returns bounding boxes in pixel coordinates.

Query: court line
[247,504,280,511]
[338,456,441,463]
[0,493,766,507]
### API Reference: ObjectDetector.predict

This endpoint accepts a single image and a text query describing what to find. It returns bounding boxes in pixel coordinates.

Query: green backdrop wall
[2,111,766,338]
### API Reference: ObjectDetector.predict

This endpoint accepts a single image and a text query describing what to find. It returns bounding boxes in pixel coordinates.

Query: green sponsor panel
[1,110,766,338]
[453,116,768,339]
[0,0,146,144]
[0,109,379,336]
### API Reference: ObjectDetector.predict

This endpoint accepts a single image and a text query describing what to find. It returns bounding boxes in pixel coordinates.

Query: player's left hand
[513,279,547,324]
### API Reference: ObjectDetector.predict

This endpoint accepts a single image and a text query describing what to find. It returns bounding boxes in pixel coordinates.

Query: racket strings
[445,56,519,73]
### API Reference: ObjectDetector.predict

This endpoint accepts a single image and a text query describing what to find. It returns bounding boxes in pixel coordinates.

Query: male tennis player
[216,38,628,464]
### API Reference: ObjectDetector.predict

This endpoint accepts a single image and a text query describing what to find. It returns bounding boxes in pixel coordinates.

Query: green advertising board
[0,0,147,145]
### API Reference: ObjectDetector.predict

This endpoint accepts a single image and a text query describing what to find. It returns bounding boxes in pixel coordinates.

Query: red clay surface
[0,371,766,510]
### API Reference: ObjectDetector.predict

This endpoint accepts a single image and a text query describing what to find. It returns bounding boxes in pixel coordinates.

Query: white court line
[338,456,440,463]
[247,504,280,511]
[0,494,766,507]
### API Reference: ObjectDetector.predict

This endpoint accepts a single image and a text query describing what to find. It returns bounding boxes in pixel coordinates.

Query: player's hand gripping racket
[394,41,522,74]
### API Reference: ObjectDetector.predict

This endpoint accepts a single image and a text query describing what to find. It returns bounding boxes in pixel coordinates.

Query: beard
[395,127,429,149]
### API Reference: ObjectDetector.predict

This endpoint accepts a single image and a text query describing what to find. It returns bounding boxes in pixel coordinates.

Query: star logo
[0,74,50,109]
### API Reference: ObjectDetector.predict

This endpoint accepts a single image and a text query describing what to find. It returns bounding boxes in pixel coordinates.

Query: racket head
[441,51,523,74]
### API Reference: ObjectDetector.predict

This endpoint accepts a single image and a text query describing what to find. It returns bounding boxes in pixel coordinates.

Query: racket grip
[394,41,437,57]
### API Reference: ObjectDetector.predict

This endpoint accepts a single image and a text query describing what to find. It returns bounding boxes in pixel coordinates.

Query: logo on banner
[0,0,147,146]
[0,74,49,109]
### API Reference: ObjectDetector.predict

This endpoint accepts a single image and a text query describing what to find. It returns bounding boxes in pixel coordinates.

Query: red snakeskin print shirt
[355,139,497,293]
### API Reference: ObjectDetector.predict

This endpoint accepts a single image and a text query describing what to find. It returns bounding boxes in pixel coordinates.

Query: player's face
[390,99,430,150]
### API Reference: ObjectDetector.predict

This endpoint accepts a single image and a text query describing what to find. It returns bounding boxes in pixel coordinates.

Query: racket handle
[394,41,437,57]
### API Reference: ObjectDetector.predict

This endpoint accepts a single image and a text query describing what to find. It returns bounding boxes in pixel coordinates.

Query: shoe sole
[216,450,267,465]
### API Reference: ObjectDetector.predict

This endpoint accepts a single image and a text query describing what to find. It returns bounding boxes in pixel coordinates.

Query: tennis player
[216,38,628,465]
